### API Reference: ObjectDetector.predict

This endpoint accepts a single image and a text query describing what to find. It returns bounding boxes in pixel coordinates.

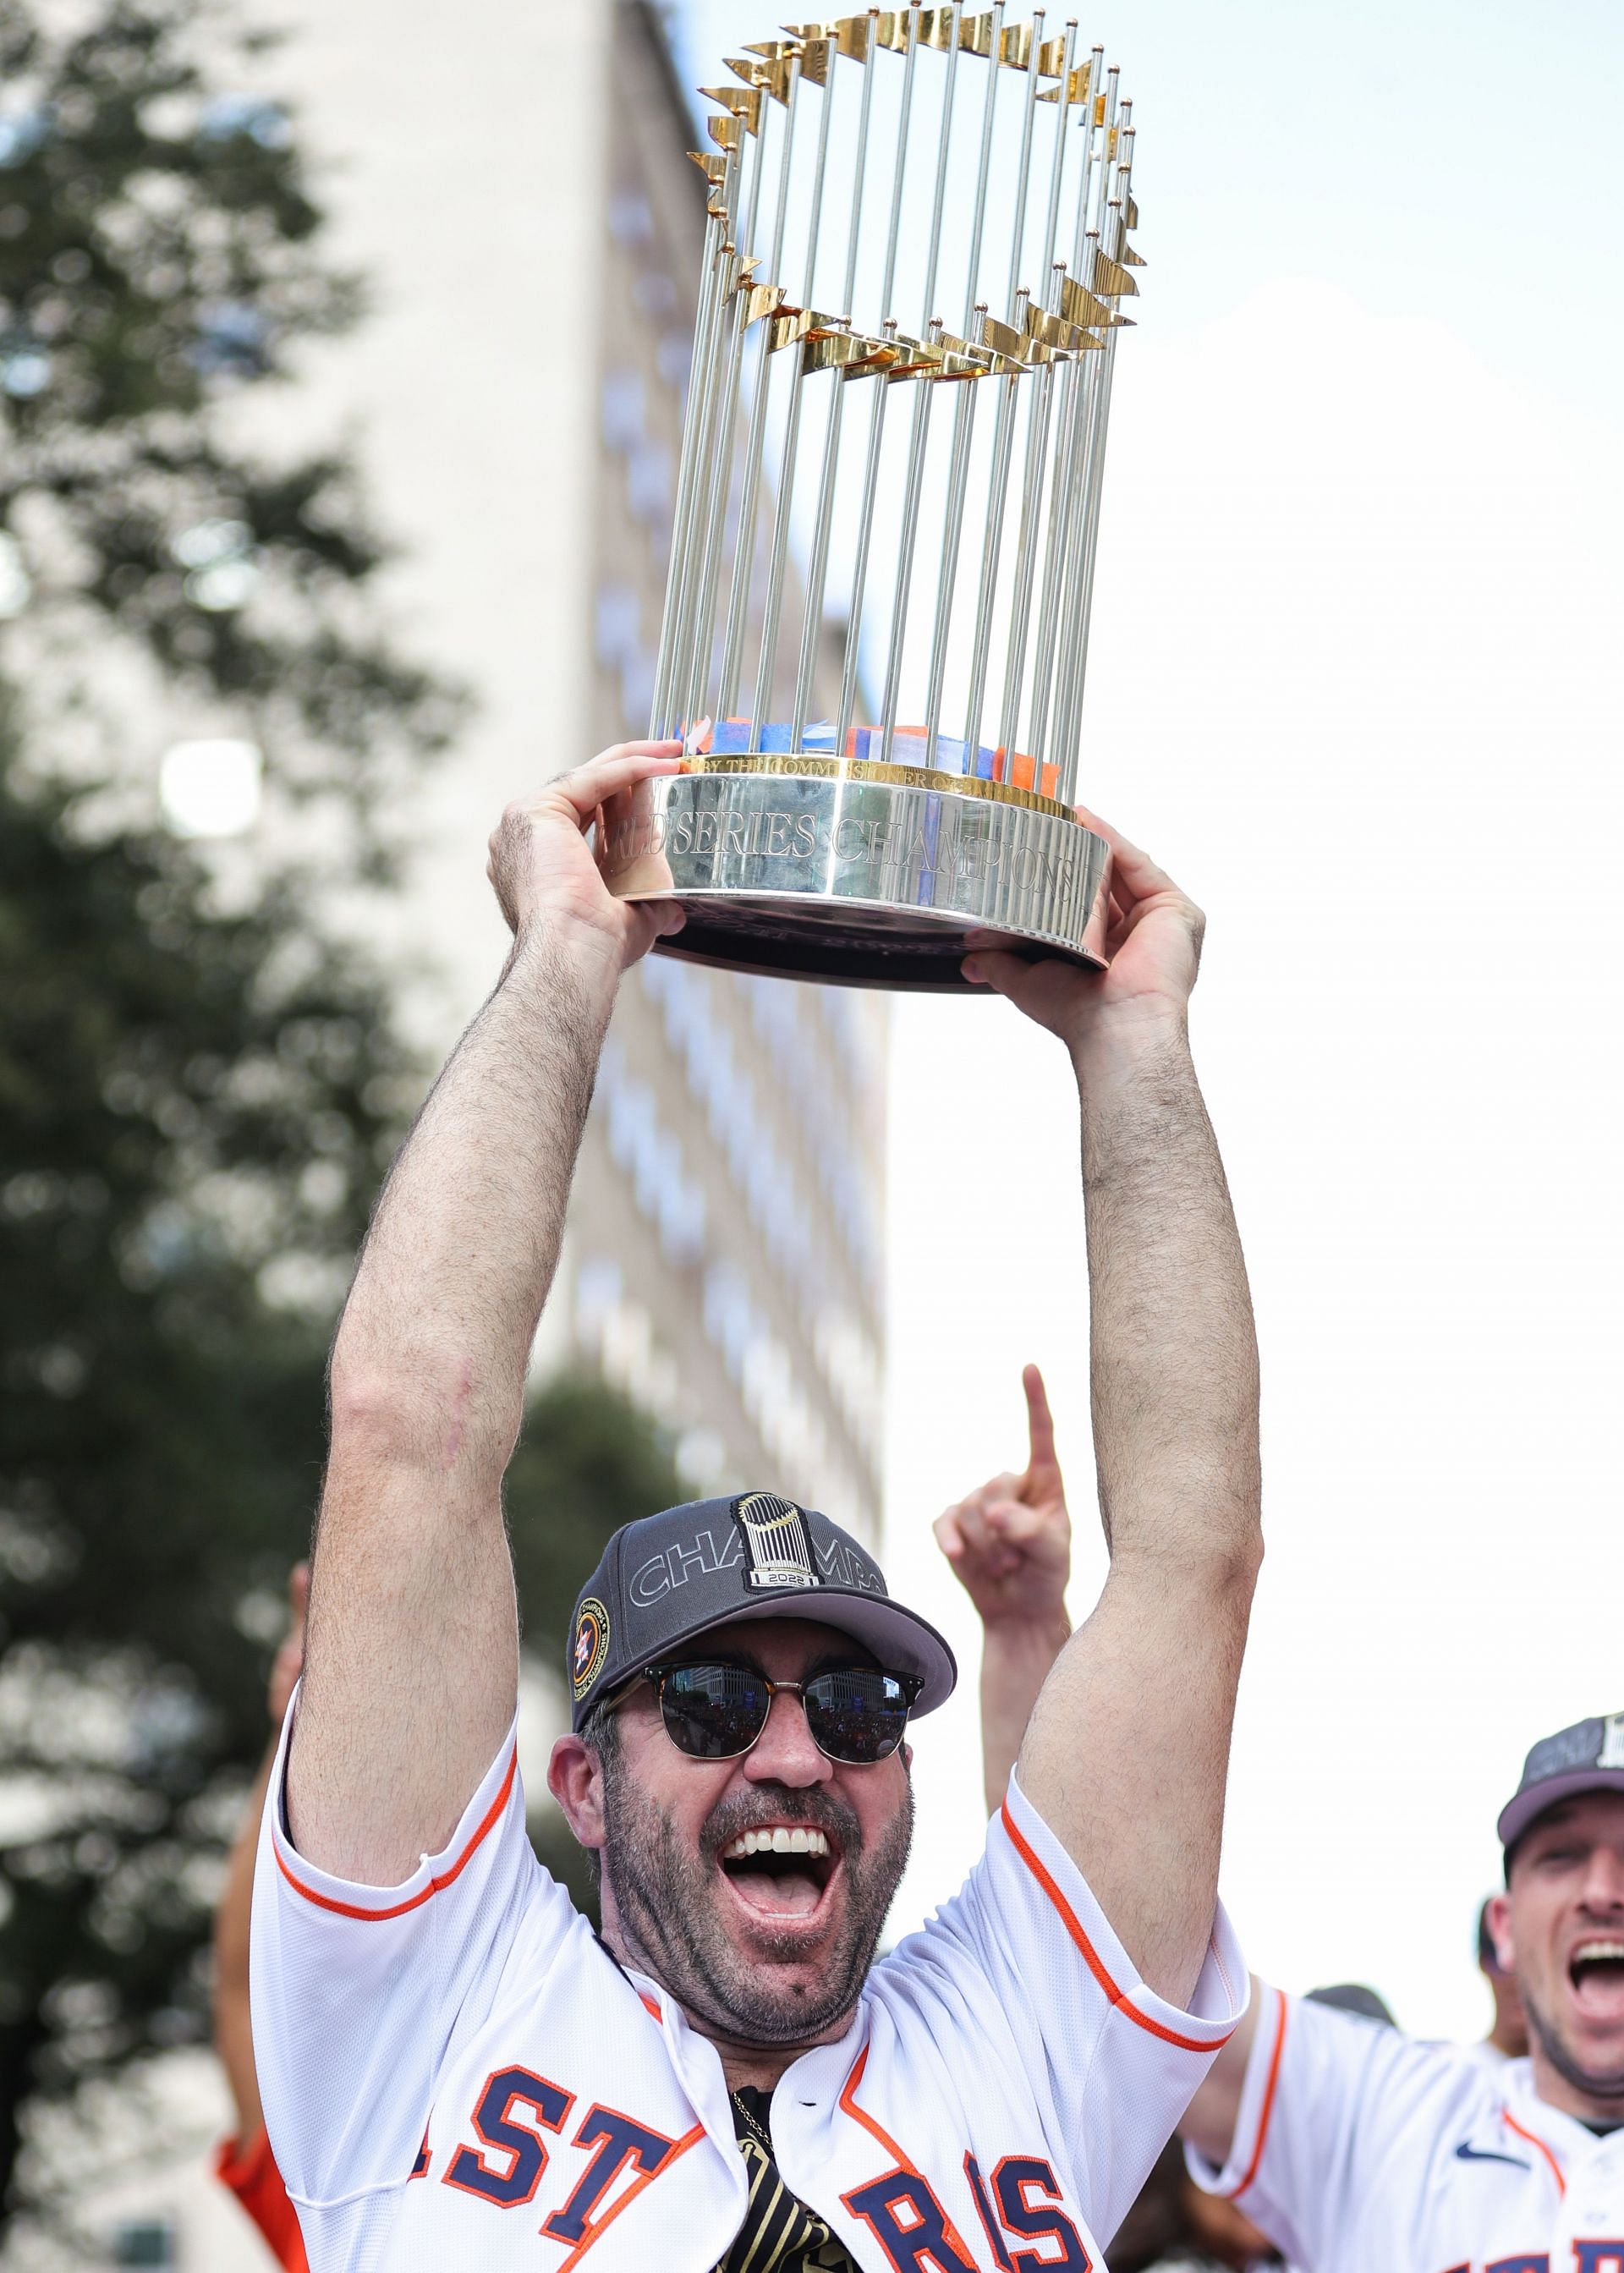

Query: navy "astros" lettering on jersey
[442,2067,573,2207]
[842,2169,979,2273]
[540,2106,678,2244]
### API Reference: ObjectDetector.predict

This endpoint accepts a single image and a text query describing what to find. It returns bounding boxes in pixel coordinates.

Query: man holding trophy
[249,748,1261,2270]
[247,17,1266,2270]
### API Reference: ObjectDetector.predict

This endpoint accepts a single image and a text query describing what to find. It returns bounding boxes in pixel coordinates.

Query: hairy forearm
[329,930,616,1482]
[291,925,617,1878]
[1074,1014,1261,1573]
[979,1614,1070,1816]
[1014,1009,1260,2004]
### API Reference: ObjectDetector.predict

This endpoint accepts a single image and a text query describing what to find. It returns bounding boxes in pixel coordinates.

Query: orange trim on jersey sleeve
[552,2123,705,2271]
[1226,1985,1287,2203]
[274,1745,518,1921]
[1502,2107,1566,2197]
[999,1796,1236,2056]
[639,1992,662,2022]
[837,2046,981,2266]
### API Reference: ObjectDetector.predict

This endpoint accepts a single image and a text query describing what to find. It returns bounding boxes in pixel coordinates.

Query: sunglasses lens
[804,1670,912,1765]
[659,1664,772,1760]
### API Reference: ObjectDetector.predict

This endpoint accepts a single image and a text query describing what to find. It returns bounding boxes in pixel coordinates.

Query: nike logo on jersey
[1453,2142,1531,2170]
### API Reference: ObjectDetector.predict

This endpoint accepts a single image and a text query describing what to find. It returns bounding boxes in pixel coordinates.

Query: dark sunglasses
[631,1660,921,1766]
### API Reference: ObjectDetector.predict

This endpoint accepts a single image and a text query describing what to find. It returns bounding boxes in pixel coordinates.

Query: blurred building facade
[577,8,885,1534]
[245,0,887,1538]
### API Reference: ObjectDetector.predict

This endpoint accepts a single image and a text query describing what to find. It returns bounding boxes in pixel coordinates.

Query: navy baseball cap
[1497,1710,1624,1853]
[568,1490,957,1732]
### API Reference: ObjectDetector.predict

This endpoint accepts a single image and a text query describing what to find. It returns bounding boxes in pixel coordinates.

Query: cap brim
[1499,1768,1624,1849]
[647,1584,957,1717]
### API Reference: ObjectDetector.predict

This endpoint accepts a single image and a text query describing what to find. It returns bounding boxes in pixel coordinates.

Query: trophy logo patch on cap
[572,1597,611,1701]
[1601,1714,1624,1771]
[734,1492,817,1590]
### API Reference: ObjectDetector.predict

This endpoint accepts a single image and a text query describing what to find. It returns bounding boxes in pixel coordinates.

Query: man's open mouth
[1568,1939,1624,2018]
[717,1824,841,1921]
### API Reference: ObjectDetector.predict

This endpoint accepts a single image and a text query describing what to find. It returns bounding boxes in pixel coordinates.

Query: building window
[595,1045,707,1266]
[608,189,654,246]
[601,367,645,450]
[633,272,678,318]
[656,329,691,393]
[111,2222,178,2268]
[625,441,671,524]
[595,581,642,667]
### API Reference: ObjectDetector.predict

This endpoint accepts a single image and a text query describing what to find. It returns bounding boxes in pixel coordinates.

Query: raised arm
[934,1365,1073,1816]
[287,744,683,1884]
[936,1414,1264,2157]
[962,817,1263,2010]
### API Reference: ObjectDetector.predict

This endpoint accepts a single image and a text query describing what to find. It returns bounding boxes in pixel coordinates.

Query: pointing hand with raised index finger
[935,1366,1074,1816]
[935,1364,1072,1635]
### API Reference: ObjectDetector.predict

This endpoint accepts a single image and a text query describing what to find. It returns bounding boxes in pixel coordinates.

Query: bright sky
[672,0,1624,2042]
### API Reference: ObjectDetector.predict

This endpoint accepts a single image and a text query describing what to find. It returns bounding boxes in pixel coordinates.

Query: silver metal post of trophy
[598,7,1142,990]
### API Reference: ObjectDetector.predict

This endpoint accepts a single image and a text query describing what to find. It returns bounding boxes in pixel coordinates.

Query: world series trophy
[599,7,1142,988]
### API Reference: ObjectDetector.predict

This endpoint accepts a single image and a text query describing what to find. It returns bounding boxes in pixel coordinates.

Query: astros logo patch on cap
[571,1597,610,1703]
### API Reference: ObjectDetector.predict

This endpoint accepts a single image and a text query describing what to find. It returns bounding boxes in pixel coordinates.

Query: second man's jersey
[1188,1984,1624,2273]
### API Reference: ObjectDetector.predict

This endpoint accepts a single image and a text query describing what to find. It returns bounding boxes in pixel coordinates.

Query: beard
[1522,1981,1624,2106]
[597,1754,914,2047]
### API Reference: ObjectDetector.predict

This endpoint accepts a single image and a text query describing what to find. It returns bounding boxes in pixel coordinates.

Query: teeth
[721,1826,831,1861]
[1575,1941,1624,1963]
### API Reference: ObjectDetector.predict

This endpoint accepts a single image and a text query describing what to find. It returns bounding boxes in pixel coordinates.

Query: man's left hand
[962,811,1204,1052]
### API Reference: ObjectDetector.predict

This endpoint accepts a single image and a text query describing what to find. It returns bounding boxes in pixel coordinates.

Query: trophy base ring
[597,763,1112,993]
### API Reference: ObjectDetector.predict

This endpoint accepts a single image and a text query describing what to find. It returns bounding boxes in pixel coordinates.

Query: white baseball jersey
[251,1707,1246,2271]
[1188,1985,1624,2273]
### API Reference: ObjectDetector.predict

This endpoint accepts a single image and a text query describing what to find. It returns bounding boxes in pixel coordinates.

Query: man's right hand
[486,742,687,972]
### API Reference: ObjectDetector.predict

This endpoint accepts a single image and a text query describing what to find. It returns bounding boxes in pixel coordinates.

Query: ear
[1486,1889,1516,1974]
[901,1740,914,1772]
[548,1734,607,1853]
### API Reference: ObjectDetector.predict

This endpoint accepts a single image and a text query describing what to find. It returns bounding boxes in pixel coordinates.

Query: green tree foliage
[0,702,416,2242]
[0,0,459,831]
[0,708,686,2243]
[0,0,684,2248]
